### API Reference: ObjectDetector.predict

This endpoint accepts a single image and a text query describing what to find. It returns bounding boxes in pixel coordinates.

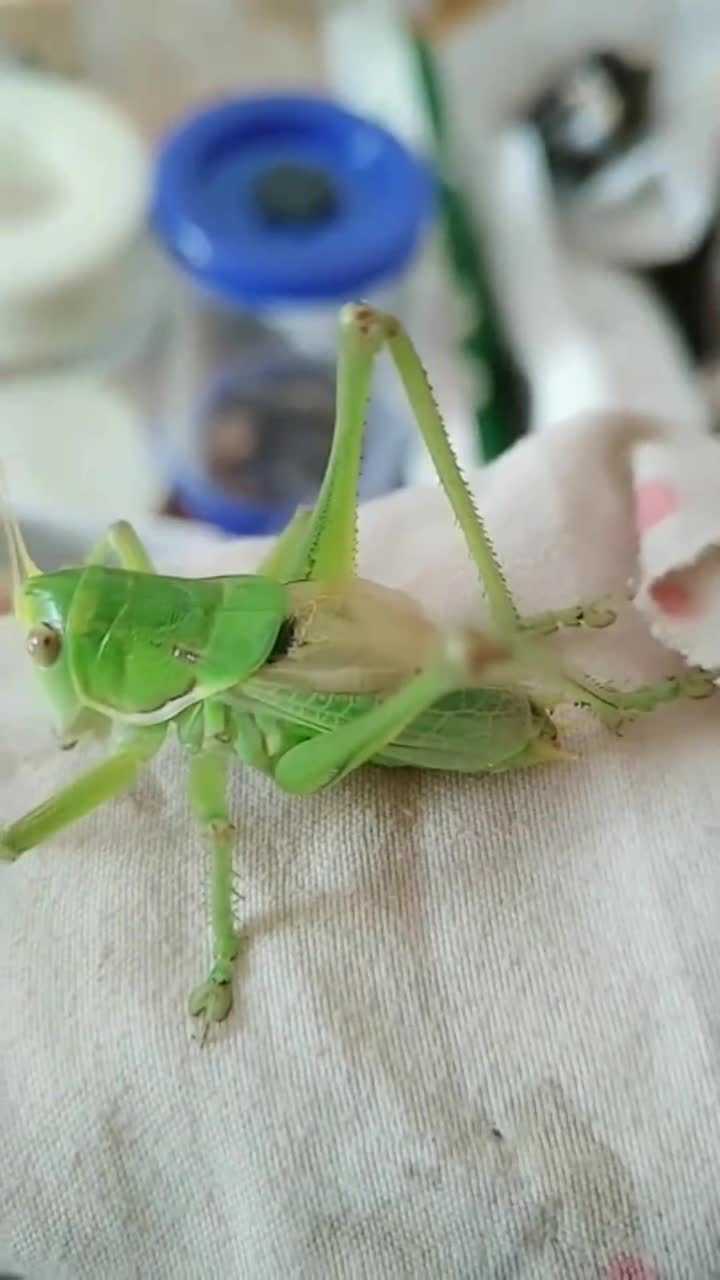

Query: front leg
[1,725,166,860]
[187,716,240,1031]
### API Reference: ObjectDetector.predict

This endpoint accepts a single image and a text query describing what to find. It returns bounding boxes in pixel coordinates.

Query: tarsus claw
[189,979,234,1024]
[584,604,617,629]
[680,670,717,699]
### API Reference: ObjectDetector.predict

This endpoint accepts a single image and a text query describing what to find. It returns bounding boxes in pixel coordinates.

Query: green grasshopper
[1,305,714,1031]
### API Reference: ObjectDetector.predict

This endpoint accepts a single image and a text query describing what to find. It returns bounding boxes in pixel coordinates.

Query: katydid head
[19,570,102,745]
[1,487,101,743]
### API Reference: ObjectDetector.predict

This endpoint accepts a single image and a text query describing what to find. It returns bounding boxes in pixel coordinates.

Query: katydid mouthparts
[1,304,715,1034]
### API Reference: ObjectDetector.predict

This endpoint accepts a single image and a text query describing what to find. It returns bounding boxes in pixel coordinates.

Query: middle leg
[86,520,155,573]
[187,706,240,1028]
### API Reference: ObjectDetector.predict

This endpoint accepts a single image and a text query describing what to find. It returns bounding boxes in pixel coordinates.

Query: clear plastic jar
[149,93,435,534]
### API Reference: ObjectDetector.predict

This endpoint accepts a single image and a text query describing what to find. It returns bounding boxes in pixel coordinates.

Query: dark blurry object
[204,368,337,504]
[530,46,720,366]
[531,51,653,186]
[253,163,339,226]
[163,351,408,535]
[642,225,719,363]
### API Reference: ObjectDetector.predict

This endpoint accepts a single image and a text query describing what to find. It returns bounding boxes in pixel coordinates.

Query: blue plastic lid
[151,93,435,304]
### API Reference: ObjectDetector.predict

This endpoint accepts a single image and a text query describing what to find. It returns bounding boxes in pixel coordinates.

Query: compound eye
[27,624,62,668]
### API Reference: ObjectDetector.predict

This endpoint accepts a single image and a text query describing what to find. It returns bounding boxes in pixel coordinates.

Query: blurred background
[2,0,720,605]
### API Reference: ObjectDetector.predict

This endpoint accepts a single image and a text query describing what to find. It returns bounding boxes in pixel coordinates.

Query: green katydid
[1,304,715,1032]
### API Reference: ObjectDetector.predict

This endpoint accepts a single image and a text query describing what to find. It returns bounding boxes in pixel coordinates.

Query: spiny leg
[287,306,385,584]
[254,303,517,638]
[365,315,630,641]
[86,520,155,573]
[260,306,716,742]
[269,303,520,635]
[0,725,166,860]
[349,310,719,722]
[187,706,240,1027]
[267,305,617,642]
[381,312,520,640]
[246,309,382,586]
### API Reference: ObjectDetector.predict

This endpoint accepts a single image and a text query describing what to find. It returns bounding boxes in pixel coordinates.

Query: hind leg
[532,664,716,730]
[1,726,166,860]
[274,304,523,641]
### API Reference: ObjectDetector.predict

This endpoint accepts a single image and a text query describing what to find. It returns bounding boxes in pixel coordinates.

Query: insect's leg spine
[377,308,519,638]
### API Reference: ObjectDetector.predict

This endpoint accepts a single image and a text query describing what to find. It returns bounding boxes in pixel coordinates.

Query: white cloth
[3,412,720,1279]
[632,430,720,673]
[466,117,720,679]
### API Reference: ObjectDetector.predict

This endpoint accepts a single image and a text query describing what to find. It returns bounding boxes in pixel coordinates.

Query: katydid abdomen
[234,679,554,774]
[230,577,556,776]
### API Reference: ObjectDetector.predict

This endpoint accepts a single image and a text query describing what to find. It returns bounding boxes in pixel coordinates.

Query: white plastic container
[0,68,172,527]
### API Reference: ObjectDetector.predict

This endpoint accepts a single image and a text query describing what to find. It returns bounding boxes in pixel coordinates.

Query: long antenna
[0,463,40,618]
